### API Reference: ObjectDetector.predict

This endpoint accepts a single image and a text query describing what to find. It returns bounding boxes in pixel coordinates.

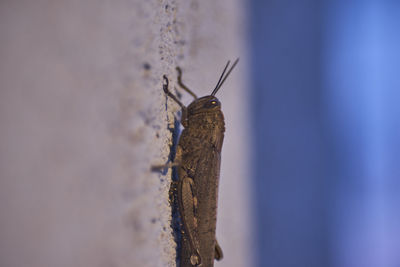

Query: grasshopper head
[187,95,221,115]
[185,58,238,116]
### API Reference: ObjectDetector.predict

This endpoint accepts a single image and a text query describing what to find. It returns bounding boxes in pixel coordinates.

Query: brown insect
[160,59,239,266]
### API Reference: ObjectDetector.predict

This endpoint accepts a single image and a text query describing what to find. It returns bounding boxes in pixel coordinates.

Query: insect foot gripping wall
[0,1,251,267]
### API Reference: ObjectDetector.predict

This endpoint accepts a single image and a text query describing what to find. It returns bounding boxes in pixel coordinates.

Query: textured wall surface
[0,1,251,266]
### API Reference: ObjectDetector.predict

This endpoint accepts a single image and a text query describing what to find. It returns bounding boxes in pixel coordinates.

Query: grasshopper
[161,59,239,266]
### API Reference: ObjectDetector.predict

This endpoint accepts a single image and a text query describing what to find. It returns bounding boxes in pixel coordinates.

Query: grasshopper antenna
[211,58,239,96]
[212,60,230,96]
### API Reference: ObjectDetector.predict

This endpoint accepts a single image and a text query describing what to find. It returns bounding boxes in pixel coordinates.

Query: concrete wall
[0,1,251,266]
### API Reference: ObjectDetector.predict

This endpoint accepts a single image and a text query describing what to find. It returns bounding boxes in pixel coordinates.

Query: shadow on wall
[249,1,400,267]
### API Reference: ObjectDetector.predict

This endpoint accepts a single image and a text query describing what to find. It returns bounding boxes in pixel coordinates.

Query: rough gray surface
[0,1,252,266]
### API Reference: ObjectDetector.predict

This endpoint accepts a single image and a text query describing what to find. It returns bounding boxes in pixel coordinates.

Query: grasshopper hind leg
[215,238,223,261]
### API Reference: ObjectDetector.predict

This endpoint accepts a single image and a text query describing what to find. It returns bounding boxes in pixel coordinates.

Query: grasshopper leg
[162,75,186,109]
[180,176,202,265]
[176,67,197,99]
[150,161,180,172]
[214,238,223,261]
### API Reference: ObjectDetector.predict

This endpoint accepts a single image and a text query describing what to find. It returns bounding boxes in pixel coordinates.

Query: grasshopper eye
[204,98,220,109]
[210,98,219,105]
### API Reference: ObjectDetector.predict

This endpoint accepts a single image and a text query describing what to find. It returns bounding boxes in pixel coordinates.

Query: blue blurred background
[249,1,400,267]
